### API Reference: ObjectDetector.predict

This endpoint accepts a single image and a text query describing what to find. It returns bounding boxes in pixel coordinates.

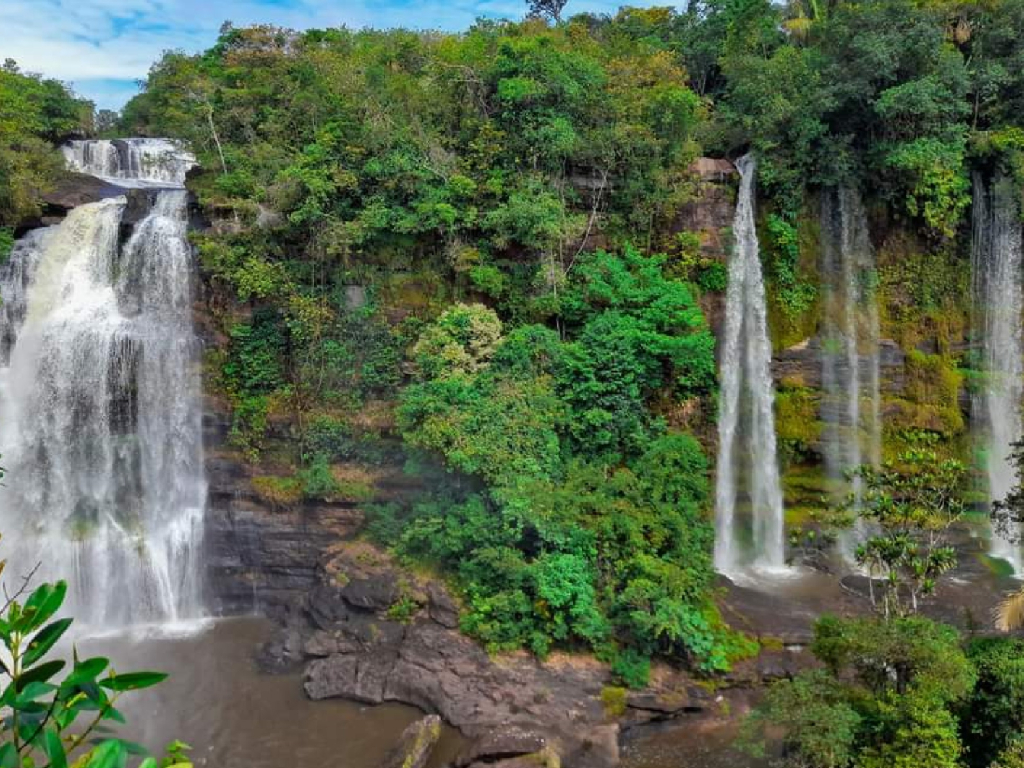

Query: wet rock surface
[42,172,128,213]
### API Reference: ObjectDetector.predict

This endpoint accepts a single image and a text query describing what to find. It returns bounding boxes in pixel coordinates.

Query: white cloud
[0,0,633,109]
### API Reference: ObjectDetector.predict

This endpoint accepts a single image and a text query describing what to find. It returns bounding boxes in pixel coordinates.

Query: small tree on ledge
[848,450,967,619]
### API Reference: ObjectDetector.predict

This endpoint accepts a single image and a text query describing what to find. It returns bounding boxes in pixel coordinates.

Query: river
[78,617,464,768]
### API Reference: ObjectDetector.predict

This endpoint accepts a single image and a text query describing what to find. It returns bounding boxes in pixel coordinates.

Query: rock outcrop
[200,397,367,613]
[41,173,127,216]
[258,542,719,768]
[377,715,441,768]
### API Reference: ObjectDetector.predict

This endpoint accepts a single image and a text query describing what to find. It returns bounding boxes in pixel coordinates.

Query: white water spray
[63,139,194,187]
[714,154,786,574]
[820,188,881,503]
[972,174,1024,573]
[0,143,204,625]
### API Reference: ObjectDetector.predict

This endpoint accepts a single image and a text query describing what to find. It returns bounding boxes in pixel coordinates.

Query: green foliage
[695,261,727,293]
[962,638,1024,768]
[400,248,715,485]
[702,0,993,236]
[297,455,342,500]
[884,137,971,238]
[745,615,973,768]
[124,17,705,350]
[386,433,739,674]
[410,304,504,380]
[743,669,861,768]
[223,313,286,398]
[0,61,93,228]
[847,451,968,617]
[0,226,14,263]
[0,569,190,768]
[610,649,651,689]
[764,214,816,320]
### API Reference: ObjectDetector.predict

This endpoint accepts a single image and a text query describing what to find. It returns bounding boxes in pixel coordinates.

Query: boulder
[455,726,550,766]
[427,583,460,629]
[378,715,441,768]
[41,172,126,212]
[341,575,399,611]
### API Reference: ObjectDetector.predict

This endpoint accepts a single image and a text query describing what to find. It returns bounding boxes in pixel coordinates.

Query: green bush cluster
[747,618,1024,768]
[378,248,747,680]
[745,615,976,768]
[0,60,93,228]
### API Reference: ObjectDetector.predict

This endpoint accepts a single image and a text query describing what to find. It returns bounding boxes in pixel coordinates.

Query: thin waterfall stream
[714,154,786,574]
[972,173,1024,573]
[820,187,881,501]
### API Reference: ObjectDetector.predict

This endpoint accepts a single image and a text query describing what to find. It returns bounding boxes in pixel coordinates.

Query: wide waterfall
[0,143,204,626]
[820,187,881,505]
[714,154,785,573]
[63,138,194,187]
[972,174,1024,573]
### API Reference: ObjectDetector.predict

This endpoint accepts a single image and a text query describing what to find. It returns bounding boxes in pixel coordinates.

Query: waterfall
[972,174,1024,573]
[714,154,786,573]
[820,188,881,505]
[0,144,204,626]
[63,139,194,187]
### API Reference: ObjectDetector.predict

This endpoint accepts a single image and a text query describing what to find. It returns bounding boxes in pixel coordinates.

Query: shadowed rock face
[42,172,128,212]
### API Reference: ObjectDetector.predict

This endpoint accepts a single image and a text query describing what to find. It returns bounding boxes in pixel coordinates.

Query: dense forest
[8,0,1024,765]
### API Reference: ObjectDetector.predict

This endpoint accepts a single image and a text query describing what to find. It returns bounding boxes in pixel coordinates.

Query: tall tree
[527,0,568,22]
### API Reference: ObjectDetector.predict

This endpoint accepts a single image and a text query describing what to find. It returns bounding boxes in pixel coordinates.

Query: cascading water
[714,154,786,574]
[63,139,194,187]
[820,188,881,505]
[0,142,204,625]
[972,173,1024,573]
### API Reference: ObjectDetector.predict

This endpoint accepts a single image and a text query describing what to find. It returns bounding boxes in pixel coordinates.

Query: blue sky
[0,0,646,110]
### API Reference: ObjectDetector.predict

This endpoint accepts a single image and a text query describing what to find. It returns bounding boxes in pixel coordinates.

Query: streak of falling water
[0,181,204,625]
[63,138,194,187]
[972,174,1024,573]
[821,188,881,505]
[714,154,786,574]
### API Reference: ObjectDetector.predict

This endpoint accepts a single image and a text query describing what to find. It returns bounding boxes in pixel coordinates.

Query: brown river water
[76,617,463,768]
[73,616,760,768]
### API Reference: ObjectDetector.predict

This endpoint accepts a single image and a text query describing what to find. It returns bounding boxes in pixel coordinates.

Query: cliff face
[193,158,980,609]
[194,295,368,613]
[671,160,975,523]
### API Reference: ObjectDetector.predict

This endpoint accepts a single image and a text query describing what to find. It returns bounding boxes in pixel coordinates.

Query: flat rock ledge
[260,542,738,768]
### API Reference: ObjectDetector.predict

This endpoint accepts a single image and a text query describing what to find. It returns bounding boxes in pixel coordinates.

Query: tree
[527,0,568,23]
[961,638,1024,768]
[744,615,974,768]
[847,451,967,617]
[0,63,92,228]
[94,109,120,136]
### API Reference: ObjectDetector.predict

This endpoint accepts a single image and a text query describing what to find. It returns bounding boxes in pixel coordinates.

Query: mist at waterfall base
[972,173,1024,573]
[714,154,787,577]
